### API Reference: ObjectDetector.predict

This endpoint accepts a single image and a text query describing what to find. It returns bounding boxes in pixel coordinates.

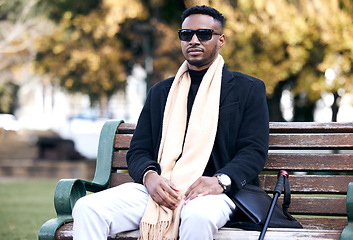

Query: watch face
[220,175,231,186]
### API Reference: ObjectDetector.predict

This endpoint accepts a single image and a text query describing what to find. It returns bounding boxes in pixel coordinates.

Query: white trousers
[72,182,236,240]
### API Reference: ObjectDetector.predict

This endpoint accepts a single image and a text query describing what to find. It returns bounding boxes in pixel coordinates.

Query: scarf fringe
[139,221,176,240]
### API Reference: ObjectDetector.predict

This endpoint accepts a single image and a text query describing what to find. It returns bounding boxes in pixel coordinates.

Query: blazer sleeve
[126,87,162,184]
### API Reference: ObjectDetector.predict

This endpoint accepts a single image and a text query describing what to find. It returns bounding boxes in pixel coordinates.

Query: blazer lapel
[220,67,235,106]
[162,79,173,98]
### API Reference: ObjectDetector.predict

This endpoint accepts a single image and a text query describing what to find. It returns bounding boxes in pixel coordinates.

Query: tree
[35,0,148,114]
[116,0,185,88]
[0,0,49,113]
[35,0,188,115]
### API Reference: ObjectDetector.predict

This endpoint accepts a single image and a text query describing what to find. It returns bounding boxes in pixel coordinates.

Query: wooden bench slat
[114,153,353,171]
[55,223,73,240]
[115,228,344,240]
[114,152,353,172]
[110,172,133,187]
[266,153,353,171]
[55,220,346,240]
[260,174,353,193]
[114,132,353,150]
[114,134,133,150]
[110,168,353,193]
[269,122,353,133]
[297,217,347,230]
[278,196,346,215]
[213,228,343,240]
[112,152,128,168]
[269,133,353,149]
[117,123,136,134]
[109,172,352,195]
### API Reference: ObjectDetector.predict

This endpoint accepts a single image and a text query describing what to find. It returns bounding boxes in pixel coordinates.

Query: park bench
[38,120,353,240]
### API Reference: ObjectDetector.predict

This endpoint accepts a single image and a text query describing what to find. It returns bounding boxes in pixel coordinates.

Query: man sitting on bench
[72,5,269,240]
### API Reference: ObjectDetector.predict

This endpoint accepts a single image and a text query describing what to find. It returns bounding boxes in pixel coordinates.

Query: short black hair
[181,5,225,28]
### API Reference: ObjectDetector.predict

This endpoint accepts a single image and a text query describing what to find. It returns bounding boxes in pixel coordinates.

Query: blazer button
[241,180,246,186]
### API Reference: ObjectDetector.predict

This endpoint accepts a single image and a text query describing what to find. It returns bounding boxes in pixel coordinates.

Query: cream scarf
[139,55,224,240]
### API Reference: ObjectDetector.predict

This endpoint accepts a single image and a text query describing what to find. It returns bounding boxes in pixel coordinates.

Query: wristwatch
[214,173,232,193]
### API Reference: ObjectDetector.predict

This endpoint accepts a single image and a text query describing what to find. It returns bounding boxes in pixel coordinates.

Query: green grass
[0,179,58,240]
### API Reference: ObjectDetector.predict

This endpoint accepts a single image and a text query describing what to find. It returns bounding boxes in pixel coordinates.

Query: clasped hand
[144,172,224,210]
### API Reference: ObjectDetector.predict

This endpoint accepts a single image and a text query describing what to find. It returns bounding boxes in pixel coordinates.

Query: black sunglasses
[178,29,221,42]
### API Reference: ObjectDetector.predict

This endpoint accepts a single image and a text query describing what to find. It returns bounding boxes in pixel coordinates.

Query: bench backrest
[110,122,353,230]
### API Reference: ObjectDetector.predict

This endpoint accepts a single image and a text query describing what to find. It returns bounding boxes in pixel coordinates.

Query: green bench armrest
[38,120,124,240]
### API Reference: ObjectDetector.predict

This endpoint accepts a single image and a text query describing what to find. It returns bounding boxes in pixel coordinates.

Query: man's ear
[218,34,225,49]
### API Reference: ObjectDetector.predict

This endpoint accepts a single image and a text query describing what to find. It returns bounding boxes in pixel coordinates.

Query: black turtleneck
[187,68,208,120]
[186,68,216,176]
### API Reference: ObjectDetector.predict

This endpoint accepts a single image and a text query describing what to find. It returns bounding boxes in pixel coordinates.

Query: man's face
[180,14,225,71]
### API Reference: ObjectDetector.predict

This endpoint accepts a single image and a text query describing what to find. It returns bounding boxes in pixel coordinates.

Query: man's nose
[189,33,200,44]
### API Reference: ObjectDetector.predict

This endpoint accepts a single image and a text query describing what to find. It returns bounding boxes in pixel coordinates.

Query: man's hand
[144,171,181,210]
[183,176,223,205]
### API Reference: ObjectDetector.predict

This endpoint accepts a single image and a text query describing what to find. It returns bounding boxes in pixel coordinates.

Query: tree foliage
[227,0,352,95]
[35,0,149,107]
[30,0,353,120]
[35,0,187,109]
[186,0,353,121]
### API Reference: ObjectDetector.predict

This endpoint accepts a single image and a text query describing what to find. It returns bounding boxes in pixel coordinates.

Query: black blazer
[127,66,269,196]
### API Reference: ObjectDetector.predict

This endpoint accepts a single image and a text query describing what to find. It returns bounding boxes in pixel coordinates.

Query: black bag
[226,178,302,231]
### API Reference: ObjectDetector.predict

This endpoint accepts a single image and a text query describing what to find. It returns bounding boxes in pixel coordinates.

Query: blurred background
[0,0,353,239]
[0,0,352,178]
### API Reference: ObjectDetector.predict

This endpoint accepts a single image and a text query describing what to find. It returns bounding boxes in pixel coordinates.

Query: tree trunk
[267,81,286,122]
[292,94,315,122]
[98,94,109,118]
[331,92,339,122]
